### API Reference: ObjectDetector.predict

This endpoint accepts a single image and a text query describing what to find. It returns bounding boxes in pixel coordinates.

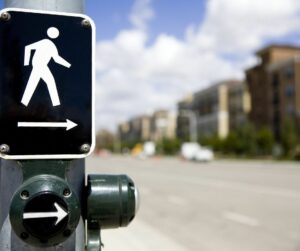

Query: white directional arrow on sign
[23,202,68,225]
[18,119,77,131]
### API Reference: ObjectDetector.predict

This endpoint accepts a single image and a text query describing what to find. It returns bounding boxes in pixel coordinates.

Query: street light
[179,110,198,142]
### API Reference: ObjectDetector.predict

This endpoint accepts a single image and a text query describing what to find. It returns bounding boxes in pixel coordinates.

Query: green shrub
[256,127,274,155]
[157,138,181,155]
[200,134,223,151]
[281,118,299,156]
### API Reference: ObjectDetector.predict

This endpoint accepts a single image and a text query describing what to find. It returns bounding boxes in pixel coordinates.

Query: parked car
[181,142,214,162]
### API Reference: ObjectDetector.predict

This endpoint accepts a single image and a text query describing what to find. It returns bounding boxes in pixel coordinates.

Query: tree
[96,129,115,151]
[221,123,257,156]
[281,118,299,156]
[235,123,257,155]
[256,127,274,155]
[157,138,181,155]
[200,134,223,151]
[223,132,239,154]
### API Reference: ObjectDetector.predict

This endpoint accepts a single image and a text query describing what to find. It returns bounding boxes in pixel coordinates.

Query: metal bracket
[86,224,102,251]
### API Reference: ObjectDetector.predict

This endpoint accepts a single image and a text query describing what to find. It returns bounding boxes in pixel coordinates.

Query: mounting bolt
[81,19,91,27]
[63,188,71,197]
[20,190,29,200]
[0,144,10,154]
[0,12,11,21]
[80,144,90,153]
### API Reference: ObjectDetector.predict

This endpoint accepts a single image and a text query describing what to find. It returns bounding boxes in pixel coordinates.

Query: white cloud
[129,0,154,30]
[95,0,300,131]
[189,0,300,53]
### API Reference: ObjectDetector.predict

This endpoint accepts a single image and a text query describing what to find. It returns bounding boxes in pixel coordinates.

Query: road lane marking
[223,212,260,227]
[179,176,300,199]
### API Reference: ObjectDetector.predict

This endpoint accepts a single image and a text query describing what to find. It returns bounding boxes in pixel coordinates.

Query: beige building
[150,110,176,141]
[177,80,251,140]
[228,81,251,131]
[194,81,229,138]
[246,45,300,138]
[176,95,194,140]
[118,110,176,144]
[118,115,151,144]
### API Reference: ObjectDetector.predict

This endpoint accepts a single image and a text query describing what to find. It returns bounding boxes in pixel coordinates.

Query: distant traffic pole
[180,110,198,142]
[0,0,85,250]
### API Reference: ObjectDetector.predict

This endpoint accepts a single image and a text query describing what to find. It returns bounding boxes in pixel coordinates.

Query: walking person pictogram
[21,27,71,107]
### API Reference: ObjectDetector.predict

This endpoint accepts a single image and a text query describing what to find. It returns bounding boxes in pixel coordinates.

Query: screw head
[20,190,30,200]
[63,188,71,197]
[81,19,91,27]
[0,12,11,21]
[80,144,90,153]
[0,144,10,154]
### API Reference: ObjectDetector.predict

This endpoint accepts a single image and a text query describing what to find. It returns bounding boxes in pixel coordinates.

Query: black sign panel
[0,9,95,159]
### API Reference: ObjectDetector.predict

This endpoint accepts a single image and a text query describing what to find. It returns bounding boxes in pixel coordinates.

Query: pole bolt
[0,144,10,154]
[81,19,91,27]
[20,190,30,200]
[0,12,11,21]
[80,144,90,153]
[63,188,71,197]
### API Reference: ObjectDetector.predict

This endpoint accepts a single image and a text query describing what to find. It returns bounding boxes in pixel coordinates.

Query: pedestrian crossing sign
[0,8,95,159]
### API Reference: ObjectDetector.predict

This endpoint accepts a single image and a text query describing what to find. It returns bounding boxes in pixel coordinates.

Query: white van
[143,141,156,157]
[181,142,214,162]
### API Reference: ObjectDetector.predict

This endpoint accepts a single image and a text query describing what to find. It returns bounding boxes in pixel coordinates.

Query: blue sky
[86,0,206,42]
[1,0,300,131]
[0,0,206,41]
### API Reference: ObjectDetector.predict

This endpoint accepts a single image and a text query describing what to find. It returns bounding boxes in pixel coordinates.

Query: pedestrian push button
[9,175,81,247]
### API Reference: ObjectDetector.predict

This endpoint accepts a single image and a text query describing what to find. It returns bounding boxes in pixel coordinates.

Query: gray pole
[4,0,84,13]
[0,0,86,250]
[181,110,198,142]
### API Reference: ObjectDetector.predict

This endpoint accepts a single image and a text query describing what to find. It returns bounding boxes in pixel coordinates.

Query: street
[86,156,300,251]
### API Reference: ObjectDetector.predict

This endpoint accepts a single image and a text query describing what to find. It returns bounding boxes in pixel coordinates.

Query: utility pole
[0,1,138,251]
[180,110,198,142]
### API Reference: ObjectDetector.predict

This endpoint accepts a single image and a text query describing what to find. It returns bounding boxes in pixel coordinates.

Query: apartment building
[246,45,300,137]
[118,110,176,144]
[118,115,151,144]
[228,81,251,131]
[176,95,194,140]
[177,80,250,140]
[150,110,176,141]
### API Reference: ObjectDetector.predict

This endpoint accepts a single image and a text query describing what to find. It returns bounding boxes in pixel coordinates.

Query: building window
[272,73,279,87]
[285,66,294,79]
[285,84,294,97]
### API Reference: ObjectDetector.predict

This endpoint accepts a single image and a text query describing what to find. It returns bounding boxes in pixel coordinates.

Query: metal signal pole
[0,0,85,250]
[0,2,138,251]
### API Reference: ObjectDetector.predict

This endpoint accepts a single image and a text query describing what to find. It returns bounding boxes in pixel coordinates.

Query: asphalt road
[86,156,300,251]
